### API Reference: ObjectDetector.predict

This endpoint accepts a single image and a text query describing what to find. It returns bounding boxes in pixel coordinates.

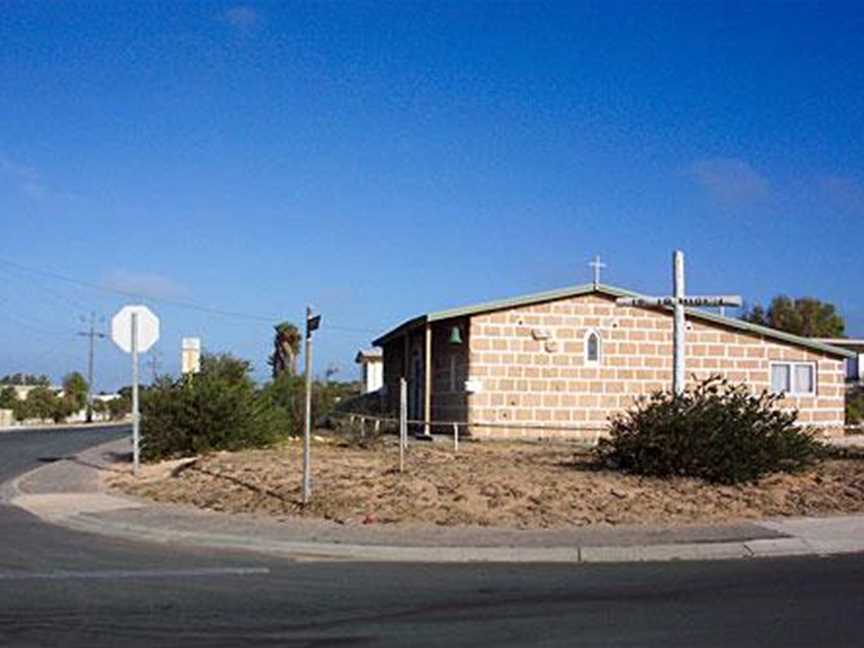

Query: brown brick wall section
[465,293,845,439]
[430,319,469,425]
[380,319,469,427]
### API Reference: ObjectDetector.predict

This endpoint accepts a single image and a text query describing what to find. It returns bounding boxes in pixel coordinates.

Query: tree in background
[199,353,254,387]
[24,386,58,421]
[107,396,131,421]
[268,322,301,379]
[62,372,89,412]
[0,387,17,410]
[261,373,360,434]
[0,373,50,386]
[742,295,845,337]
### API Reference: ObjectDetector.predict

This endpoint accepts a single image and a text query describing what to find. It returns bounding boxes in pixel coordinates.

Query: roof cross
[588,255,606,287]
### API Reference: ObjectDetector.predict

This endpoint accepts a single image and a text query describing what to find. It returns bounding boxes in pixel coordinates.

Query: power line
[0,301,78,337]
[0,257,280,323]
[0,257,381,334]
[0,264,93,312]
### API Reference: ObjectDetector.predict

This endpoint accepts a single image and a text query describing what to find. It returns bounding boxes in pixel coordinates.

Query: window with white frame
[585,330,601,365]
[770,362,815,395]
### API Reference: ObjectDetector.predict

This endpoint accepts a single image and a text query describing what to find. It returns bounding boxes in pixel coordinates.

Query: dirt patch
[110,437,864,529]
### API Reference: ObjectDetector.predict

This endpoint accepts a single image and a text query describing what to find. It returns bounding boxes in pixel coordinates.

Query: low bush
[596,376,824,484]
[140,353,289,461]
[260,373,360,432]
[107,395,131,420]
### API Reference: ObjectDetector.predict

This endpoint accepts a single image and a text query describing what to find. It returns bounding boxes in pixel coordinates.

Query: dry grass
[111,435,864,529]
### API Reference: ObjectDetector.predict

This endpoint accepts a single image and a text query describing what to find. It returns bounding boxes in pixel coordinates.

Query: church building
[372,282,852,440]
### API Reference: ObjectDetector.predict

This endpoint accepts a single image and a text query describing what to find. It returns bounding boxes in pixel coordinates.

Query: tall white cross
[615,250,742,395]
[589,255,606,287]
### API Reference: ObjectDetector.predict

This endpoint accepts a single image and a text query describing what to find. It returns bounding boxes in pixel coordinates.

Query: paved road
[1,427,863,647]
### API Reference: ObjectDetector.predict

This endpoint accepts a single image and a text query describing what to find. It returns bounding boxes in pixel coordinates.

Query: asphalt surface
[1,426,863,647]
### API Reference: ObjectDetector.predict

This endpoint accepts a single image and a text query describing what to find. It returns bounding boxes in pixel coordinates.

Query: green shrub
[260,374,360,433]
[140,353,289,461]
[107,396,131,420]
[847,386,864,426]
[596,376,824,484]
[24,386,60,421]
[0,386,17,410]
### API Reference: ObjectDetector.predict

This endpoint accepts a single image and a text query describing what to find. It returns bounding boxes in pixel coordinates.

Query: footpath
[3,438,864,564]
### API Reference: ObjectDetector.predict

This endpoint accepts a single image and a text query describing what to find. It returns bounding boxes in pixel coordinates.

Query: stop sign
[111,305,160,353]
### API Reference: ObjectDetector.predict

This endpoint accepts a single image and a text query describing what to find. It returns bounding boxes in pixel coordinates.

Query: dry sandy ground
[111,436,864,529]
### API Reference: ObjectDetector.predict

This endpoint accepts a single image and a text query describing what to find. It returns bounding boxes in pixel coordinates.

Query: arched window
[585,330,601,365]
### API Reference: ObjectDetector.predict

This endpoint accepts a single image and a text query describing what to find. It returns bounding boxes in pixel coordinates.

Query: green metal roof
[372,283,856,359]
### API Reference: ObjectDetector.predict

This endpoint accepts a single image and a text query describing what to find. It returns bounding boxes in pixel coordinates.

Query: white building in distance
[355,348,383,394]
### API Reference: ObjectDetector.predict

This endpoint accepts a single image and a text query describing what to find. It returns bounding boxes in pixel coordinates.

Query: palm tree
[268,322,301,379]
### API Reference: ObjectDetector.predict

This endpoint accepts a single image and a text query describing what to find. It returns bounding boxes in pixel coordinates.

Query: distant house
[372,283,853,440]
[9,384,60,400]
[814,338,864,386]
[355,348,383,394]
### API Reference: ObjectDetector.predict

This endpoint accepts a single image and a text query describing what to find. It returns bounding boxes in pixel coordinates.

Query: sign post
[616,251,741,395]
[111,305,160,476]
[399,377,407,472]
[302,306,321,504]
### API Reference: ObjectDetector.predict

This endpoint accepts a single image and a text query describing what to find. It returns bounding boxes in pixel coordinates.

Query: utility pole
[146,350,161,383]
[302,306,321,504]
[78,312,106,423]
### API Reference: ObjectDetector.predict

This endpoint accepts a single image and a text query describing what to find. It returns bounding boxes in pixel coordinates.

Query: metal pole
[302,306,313,504]
[399,377,407,472]
[453,422,459,453]
[673,250,686,395]
[86,314,95,423]
[423,323,432,438]
[79,312,105,423]
[131,312,140,476]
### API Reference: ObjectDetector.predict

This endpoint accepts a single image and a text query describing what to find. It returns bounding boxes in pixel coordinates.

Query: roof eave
[371,315,428,347]
[685,310,857,359]
[369,282,856,360]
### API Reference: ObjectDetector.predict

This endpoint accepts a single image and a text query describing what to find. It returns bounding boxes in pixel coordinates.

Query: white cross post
[616,250,742,395]
[589,255,606,287]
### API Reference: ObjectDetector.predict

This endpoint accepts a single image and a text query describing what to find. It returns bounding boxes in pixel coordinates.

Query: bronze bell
[448,325,463,345]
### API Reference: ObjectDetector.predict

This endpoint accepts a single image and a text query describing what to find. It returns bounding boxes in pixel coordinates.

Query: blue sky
[1,1,862,390]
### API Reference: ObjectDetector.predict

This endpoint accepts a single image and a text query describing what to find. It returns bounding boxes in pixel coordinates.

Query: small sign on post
[181,337,201,375]
[111,305,160,476]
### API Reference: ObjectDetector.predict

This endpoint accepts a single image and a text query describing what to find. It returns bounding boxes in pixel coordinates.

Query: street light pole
[78,312,106,423]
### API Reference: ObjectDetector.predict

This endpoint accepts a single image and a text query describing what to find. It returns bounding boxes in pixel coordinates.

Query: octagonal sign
[111,305,160,353]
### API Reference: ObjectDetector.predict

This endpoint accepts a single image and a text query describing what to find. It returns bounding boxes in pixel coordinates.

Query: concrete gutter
[0,420,131,434]
[4,440,864,564]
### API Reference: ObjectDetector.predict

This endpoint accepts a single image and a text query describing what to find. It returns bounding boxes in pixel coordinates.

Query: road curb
[5,438,864,564]
[53,512,742,563]
[46,511,863,564]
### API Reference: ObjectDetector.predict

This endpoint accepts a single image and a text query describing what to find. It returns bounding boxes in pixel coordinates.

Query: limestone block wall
[465,293,846,439]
